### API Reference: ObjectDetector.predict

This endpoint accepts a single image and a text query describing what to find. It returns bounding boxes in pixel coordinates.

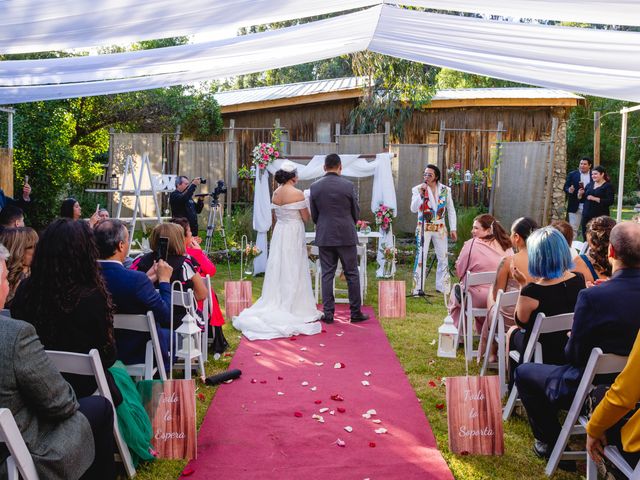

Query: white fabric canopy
[2,5,640,105]
[399,1,640,27]
[251,153,397,275]
[0,0,378,54]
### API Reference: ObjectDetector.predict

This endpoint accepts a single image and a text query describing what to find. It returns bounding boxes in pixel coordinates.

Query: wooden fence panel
[0,148,13,196]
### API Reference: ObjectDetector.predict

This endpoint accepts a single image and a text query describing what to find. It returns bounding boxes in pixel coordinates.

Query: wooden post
[384,121,391,148]
[488,121,503,216]
[226,119,235,218]
[593,111,601,166]
[0,107,15,197]
[335,123,341,152]
[542,117,558,225]
[437,120,446,172]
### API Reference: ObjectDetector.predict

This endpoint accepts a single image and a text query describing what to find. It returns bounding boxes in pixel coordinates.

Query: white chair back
[587,445,640,480]
[201,274,213,361]
[503,312,574,421]
[0,408,39,480]
[169,281,205,380]
[546,347,628,476]
[480,289,519,396]
[113,311,167,381]
[460,270,497,360]
[45,349,136,478]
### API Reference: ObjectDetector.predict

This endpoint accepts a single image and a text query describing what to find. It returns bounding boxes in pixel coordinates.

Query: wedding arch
[251,153,397,275]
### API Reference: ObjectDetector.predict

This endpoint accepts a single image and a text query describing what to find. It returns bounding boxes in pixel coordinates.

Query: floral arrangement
[380,244,397,261]
[243,243,262,261]
[374,204,394,232]
[472,168,486,187]
[251,142,281,170]
[446,162,462,186]
[237,165,255,180]
[356,220,371,233]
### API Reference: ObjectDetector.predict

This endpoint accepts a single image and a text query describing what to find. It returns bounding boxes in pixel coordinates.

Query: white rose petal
[336,438,346,447]
[301,381,309,386]
[334,363,343,369]
[362,413,371,419]
[319,343,326,347]
[344,426,353,433]
[364,371,372,376]
[277,392,284,396]
[319,407,329,413]
[429,339,436,346]
[298,358,305,362]
[312,414,325,423]
[314,362,324,366]
[372,419,382,424]
[361,380,370,386]
[374,428,388,434]
[300,347,307,351]
[336,333,344,337]
[254,352,261,356]
[310,386,317,391]
[329,410,335,415]
[366,409,377,416]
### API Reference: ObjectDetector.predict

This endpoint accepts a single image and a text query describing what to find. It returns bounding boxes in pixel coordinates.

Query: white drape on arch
[251,153,397,276]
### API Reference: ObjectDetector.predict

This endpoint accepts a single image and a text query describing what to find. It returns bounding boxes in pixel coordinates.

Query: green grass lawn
[134,262,583,480]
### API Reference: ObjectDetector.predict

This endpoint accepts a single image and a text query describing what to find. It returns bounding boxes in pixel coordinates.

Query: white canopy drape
[2,5,640,104]
[251,153,396,275]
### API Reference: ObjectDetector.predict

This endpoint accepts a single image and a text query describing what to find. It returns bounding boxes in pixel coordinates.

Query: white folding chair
[546,347,628,477]
[45,349,136,478]
[458,271,497,361]
[480,289,519,397]
[503,312,574,421]
[201,274,216,361]
[587,445,640,480]
[0,408,39,480]
[571,240,586,254]
[170,283,206,380]
[113,311,167,381]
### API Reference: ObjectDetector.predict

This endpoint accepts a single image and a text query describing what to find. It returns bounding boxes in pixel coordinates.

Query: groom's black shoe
[350,312,369,323]
[321,313,334,324]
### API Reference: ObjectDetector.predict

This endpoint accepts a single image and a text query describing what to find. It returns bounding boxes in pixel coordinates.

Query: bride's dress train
[232,200,322,340]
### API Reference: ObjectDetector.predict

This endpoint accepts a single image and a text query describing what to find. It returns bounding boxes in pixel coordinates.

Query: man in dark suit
[169,176,204,236]
[94,220,173,367]
[515,221,640,460]
[309,154,368,324]
[0,244,115,480]
[563,157,592,239]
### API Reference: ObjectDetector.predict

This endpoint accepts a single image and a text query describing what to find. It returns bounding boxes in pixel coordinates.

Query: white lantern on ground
[174,311,202,380]
[437,315,459,358]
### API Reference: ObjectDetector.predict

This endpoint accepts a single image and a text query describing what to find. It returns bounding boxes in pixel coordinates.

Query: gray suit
[309,172,362,315]
[0,318,95,480]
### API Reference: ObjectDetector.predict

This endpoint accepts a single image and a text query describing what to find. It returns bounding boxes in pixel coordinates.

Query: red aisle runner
[185,306,453,479]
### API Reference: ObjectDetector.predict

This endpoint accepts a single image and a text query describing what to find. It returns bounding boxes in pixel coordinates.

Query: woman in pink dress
[448,214,513,331]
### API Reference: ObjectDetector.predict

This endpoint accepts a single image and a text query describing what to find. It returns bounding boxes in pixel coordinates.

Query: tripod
[203,195,232,279]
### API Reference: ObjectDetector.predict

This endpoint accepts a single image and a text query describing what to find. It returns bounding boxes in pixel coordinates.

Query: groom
[309,154,369,324]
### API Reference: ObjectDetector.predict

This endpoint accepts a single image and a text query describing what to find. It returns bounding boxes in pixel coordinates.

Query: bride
[232,162,322,340]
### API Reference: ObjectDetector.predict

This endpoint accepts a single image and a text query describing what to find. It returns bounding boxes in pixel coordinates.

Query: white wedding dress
[233,200,322,340]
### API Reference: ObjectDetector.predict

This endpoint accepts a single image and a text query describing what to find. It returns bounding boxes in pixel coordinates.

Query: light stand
[202,194,232,279]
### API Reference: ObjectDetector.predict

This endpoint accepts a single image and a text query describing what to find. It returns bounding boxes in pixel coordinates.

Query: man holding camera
[563,156,592,239]
[170,176,205,237]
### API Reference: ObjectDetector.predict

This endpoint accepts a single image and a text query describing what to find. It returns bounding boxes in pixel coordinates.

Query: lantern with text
[437,315,459,358]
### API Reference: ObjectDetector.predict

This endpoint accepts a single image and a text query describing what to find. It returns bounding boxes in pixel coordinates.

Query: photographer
[169,176,205,237]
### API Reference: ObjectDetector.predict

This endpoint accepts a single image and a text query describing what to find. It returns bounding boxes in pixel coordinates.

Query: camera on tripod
[212,180,227,200]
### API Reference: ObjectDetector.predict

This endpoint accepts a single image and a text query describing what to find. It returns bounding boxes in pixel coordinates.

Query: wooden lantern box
[377,280,406,318]
[224,281,253,318]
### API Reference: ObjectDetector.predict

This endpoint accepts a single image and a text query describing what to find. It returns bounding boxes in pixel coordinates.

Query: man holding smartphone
[563,157,592,239]
[0,176,32,217]
[169,176,204,237]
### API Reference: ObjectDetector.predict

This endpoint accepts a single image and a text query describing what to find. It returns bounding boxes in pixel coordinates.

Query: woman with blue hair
[508,226,586,384]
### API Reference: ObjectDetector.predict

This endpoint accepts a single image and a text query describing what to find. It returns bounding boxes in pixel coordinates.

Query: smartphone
[96,203,100,212]
[24,175,29,184]
[157,236,169,262]
[578,182,584,189]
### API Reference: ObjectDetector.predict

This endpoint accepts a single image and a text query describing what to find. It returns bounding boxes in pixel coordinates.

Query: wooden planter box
[377,280,406,318]
[224,281,252,318]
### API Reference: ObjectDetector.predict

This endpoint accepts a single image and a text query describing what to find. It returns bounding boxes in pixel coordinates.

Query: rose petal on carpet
[186,305,453,479]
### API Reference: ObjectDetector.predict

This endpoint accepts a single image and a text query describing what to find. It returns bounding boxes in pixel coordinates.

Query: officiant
[410,164,457,294]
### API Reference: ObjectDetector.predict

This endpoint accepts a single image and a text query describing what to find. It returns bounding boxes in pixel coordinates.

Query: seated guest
[0,205,25,231]
[131,223,207,326]
[0,227,38,306]
[95,219,173,367]
[479,217,538,362]
[509,227,586,379]
[515,221,640,462]
[170,217,228,354]
[0,244,116,480]
[587,330,640,470]
[448,214,513,330]
[572,216,616,284]
[60,197,100,228]
[10,219,120,403]
[97,208,110,221]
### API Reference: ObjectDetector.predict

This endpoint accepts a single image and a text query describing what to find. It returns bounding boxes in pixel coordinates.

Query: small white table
[305,231,382,303]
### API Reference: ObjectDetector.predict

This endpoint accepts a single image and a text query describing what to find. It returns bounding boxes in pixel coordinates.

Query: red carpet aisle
[186,306,453,479]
